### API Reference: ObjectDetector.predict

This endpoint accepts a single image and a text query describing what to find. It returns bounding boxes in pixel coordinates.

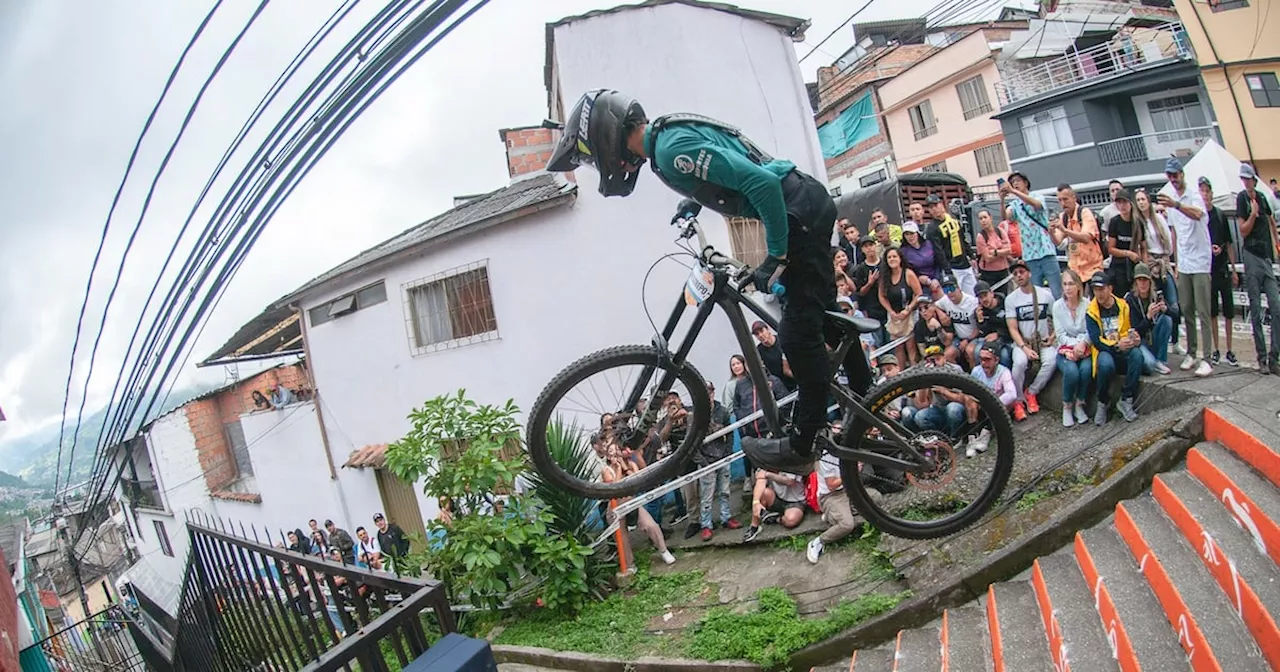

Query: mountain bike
[525,201,1016,539]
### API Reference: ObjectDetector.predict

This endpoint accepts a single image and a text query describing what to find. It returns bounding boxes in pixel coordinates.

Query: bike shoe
[740,435,817,475]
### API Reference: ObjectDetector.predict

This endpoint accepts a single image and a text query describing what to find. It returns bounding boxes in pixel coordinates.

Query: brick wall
[186,363,311,493]
[0,549,19,672]
[500,127,556,178]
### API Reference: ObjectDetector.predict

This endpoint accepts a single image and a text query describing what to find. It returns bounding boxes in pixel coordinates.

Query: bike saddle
[825,310,881,335]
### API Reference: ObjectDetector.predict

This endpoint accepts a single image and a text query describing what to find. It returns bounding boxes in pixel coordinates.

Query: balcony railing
[996,22,1193,107]
[1096,125,1219,167]
[131,511,457,672]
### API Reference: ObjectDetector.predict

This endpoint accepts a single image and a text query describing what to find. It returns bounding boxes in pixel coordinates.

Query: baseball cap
[974,280,993,295]
[902,221,920,234]
[837,296,856,311]
[1009,258,1030,272]
[878,353,900,366]
[925,194,942,205]
[1089,271,1112,288]
[1133,263,1152,281]
[751,320,769,333]
[1164,157,1184,175]
[979,341,1001,358]
[1113,188,1133,203]
[924,344,944,358]
[1241,163,1259,181]
[859,236,877,248]
[940,274,958,291]
[1197,176,1212,188]
[373,513,385,521]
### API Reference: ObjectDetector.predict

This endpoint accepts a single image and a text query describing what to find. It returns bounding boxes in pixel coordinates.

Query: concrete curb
[787,408,1203,671]
[492,645,761,671]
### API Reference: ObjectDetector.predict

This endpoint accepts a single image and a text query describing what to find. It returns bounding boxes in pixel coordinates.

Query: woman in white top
[1052,269,1093,428]
[1135,189,1181,349]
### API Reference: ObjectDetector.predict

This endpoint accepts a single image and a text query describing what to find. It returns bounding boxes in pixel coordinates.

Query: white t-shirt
[937,292,980,340]
[1159,185,1212,274]
[816,455,842,497]
[1145,212,1173,257]
[771,472,806,503]
[1004,286,1054,341]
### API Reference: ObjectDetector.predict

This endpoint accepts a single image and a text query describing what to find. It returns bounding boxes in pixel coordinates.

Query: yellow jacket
[1086,296,1133,376]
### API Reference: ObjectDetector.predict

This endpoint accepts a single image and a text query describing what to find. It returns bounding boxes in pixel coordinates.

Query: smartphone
[996,178,1006,187]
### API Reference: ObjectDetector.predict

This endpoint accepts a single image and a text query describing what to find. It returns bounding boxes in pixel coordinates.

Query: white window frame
[974,142,1009,177]
[956,75,993,121]
[909,100,937,140]
[1019,106,1073,156]
[402,260,500,356]
[921,160,948,173]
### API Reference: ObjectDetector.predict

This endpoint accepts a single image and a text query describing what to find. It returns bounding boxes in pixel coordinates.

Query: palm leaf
[524,417,598,539]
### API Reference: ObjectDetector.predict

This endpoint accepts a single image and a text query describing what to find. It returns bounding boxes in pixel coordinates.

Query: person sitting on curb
[1004,259,1058,421]
[1124,263,1174,375]
[742,469,806,543]
[805,451,871,564]
[968,341,1015,456]
[1052,269,1094,427]
[1086,271,1144,425]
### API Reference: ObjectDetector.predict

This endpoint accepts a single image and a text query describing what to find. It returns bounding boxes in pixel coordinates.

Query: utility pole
[56,515,93,620]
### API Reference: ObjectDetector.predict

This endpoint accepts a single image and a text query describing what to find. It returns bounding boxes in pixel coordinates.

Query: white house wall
[298,4,825,488]
[128,410,209,589]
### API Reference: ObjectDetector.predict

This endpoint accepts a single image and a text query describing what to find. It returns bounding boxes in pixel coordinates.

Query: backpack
[647,113,776,217]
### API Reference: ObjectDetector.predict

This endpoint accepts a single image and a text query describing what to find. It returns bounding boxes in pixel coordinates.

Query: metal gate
[376,468,428,546]
[19,603,145,672]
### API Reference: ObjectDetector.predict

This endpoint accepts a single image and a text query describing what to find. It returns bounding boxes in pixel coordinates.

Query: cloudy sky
[0,0,1026,453]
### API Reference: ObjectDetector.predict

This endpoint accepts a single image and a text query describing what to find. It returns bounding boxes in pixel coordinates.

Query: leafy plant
[385,390,599,614]
[523,418,598,537]
[687,587,909,668]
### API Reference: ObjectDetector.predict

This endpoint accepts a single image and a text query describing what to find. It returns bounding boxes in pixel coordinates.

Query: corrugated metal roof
[198,304,302,367]
[275,173,575,307]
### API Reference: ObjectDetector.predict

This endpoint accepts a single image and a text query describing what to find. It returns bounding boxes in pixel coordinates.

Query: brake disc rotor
[906,431,957,491]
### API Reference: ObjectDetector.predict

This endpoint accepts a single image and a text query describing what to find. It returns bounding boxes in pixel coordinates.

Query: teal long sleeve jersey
[643,123,796,258]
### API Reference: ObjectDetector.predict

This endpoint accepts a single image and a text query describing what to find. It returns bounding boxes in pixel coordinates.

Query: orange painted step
[987,581,1053,671]
[1030,553,1119,671]
[1186,443,1280,568]
[1073,533,1143,672]
[1116,498,1268,670]
[1204,408,1280,486]
[1152,472,1280,669]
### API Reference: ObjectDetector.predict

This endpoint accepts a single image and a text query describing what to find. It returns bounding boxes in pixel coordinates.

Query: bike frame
[619,226,935,475]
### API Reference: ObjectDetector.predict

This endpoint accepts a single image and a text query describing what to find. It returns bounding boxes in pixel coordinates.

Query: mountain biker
[546,89,874,473]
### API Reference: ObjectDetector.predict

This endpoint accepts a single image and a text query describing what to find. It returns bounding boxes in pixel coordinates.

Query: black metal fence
[20,603,145,672]
[134,511,455,672]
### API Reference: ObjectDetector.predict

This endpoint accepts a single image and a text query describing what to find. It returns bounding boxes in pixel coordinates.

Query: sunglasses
[942,285,957,293]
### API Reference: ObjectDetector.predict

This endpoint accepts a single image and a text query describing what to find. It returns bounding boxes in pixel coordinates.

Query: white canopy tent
[1160,139,1279,213]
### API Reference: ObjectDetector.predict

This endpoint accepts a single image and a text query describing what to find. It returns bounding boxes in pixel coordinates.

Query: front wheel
[526,345,711,500]
[839,366,1016,540]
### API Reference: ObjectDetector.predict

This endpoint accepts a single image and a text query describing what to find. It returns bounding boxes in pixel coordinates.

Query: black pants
[778,171,874,452]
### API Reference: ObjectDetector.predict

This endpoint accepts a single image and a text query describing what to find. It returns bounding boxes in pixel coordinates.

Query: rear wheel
[526,345,711,500]
[838,366,1015,539]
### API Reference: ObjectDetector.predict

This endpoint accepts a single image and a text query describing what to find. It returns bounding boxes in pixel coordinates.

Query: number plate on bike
[684,263,715,306]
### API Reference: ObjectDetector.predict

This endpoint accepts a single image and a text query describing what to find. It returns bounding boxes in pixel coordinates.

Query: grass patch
[492,565,706,658]
[771,534,811,552]
[687,587,910,668]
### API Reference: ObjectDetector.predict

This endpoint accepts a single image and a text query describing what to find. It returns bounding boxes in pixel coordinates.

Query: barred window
[403,261,498,355]
[956,75,992,120]
[974,142,1009,177]
[726,216,768,269]
[921,160,948,173]
[909,100,937,140]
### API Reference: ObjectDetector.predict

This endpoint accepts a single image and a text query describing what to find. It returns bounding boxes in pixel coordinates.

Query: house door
[375,469,427,549]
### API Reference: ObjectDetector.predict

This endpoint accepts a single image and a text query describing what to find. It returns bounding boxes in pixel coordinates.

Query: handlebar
[670,212,748,273]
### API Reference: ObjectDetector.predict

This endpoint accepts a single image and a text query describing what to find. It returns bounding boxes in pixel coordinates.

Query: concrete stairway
[848,407,1280,671]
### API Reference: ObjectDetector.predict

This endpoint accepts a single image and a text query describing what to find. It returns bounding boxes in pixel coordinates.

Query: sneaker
[1025,392,1040,414]
[1225,351,1240,367]
[1062,407,1075,428]
[1262,362,1273,375]
[1095,404,1109,427]
[1210,350,1221,365]
[672,512,690,526]
[684,522,700,539]
[1154,361,1171,375]
[1180,355,1196,371]
[966,428,991,456]
[743,526,761,543]
[806,537,824,564]
[1012,402,1027,422]
[1194,360,1213,378]
[1074,403,1089,425]
[1118,397,1139,422]
[1271,361,1280,376]
[701,528,713,542]
[1175,343,1188,356]
[661,550,676,565]
[740,436,818,475]
[724,518,743,530]
[760,510,782,525]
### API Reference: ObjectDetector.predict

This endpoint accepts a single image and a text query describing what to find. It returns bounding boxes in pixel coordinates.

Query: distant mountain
[0,470,28,489]
[4,383,216,488]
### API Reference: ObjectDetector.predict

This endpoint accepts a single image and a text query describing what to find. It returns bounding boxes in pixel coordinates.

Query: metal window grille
[909,100,937,140]
[403,261,499,356]
[725,216,768,268]
[956,75,992,120]
[974,143,1009,177]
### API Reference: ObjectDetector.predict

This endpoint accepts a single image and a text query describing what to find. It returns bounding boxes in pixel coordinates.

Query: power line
[62,0,271,500]
[53,0,227,502]
[798,0,882,64]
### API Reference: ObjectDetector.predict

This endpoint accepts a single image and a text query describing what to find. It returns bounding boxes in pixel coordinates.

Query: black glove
[752,255,787,295]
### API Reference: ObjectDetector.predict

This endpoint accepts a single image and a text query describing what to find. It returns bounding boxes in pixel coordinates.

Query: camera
[1156,290,1165,303]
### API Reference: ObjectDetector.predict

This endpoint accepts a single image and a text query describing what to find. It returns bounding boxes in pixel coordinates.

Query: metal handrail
[1095,125,1217,166]
[995,22,1192,107]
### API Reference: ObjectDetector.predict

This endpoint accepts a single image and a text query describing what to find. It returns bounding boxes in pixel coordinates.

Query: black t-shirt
[757,341,795,390]
[975,293,1011,341]
[913,315,951,352]
[1108,215,1136,276]
[851,261,886,320]
[1206,205,1232,275]
[927,216,973,269]
[1237,189,1275,261]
